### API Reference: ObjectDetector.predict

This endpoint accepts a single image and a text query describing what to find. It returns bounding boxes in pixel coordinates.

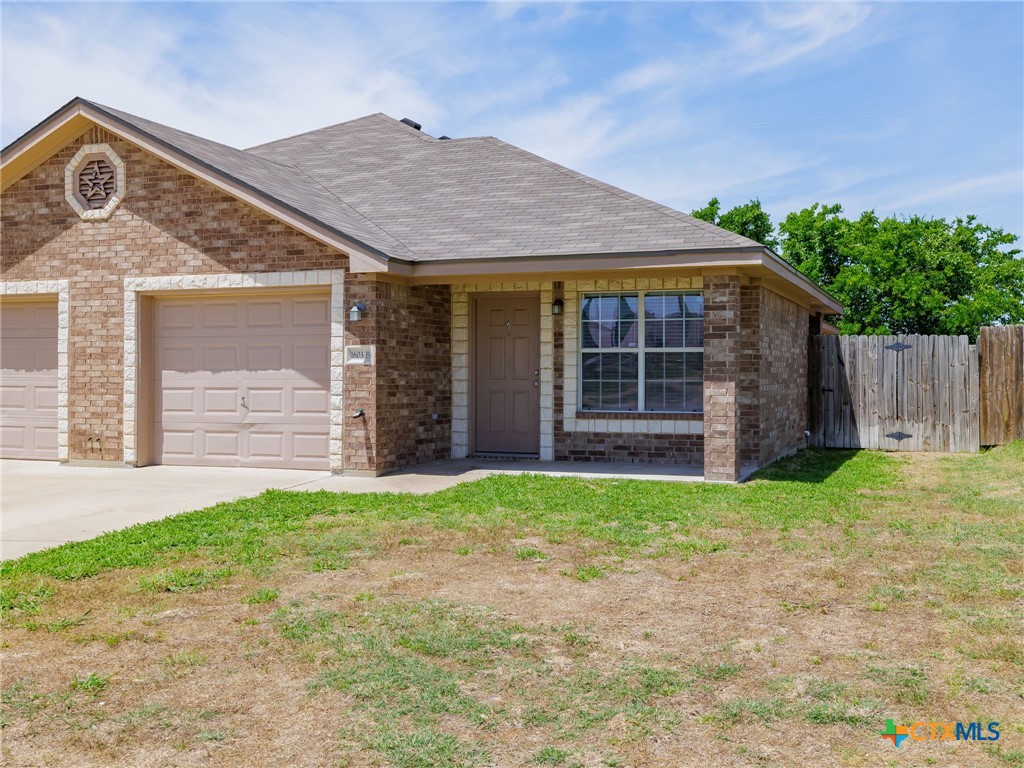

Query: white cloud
[882,170,1023,213]
[611,2,876,95]
[1,4,457,148]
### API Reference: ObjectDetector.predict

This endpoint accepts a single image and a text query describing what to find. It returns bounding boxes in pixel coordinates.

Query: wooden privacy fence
[810,334,980,452]
[979,325,1024,445]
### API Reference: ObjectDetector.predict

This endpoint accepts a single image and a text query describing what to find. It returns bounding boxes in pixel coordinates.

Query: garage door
[154,294,330,470]
[0,300,59,460]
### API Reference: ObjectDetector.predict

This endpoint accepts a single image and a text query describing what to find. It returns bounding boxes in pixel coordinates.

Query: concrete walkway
[1,459,703,560]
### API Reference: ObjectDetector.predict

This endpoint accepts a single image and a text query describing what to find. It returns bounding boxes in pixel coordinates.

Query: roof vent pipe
[400,118,422,131]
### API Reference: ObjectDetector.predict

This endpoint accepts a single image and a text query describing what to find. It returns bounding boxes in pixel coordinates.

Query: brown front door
[475,297,540,454]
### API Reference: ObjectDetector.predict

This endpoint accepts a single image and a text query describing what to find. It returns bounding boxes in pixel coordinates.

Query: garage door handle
[241,396,248,410]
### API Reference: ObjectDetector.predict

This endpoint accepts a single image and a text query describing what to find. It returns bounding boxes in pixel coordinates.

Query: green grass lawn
[2,445,1022,767]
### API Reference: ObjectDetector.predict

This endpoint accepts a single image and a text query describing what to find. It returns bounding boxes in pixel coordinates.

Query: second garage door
[154,293,330,470]
[0,300,59,460]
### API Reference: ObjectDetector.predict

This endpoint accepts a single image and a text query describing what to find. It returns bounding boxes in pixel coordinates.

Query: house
[0,98,841,482]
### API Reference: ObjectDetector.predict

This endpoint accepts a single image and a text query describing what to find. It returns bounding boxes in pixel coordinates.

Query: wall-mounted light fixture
[551,299,564,315]
[348,302,366,323]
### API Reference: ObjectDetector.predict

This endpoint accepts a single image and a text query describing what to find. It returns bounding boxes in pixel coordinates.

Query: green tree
[778,205,1024,340]
[691,197,779,250]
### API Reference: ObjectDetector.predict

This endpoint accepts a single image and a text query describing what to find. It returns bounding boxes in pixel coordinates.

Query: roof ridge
[246,113,391,152]
[478,136,760,249]
[364,113,440,142]
[248,112,439,152]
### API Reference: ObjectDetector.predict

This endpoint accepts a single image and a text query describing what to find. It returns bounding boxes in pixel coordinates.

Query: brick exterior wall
[2,126,813,479]
[757,288,809,465]
[702,275,742,481]
[343,278,451,474]
[739,284,761,469]
[1,127,346,463]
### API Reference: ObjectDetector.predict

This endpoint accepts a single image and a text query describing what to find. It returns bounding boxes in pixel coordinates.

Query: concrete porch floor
[1,458,705,560]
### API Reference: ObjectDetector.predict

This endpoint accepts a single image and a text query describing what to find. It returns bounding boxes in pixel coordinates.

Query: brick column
[703,275,742,482]
[342,277,380,474]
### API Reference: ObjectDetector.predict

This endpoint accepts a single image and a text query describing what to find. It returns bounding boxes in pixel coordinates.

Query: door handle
[533,380,539,387]
[241,395,249,410]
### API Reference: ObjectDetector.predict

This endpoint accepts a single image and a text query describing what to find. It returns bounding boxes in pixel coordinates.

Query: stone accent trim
[561,276,704,435]
[450,281,554,460]
[0,279,70,461]
[65,144,126,220]
[122,270,345,470]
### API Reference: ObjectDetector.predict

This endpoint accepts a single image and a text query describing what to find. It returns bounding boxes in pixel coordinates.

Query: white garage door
[0,301,59,460]
[154,294,330,470]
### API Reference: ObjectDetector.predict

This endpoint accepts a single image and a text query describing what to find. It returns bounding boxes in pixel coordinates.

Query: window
[580,291,703,413]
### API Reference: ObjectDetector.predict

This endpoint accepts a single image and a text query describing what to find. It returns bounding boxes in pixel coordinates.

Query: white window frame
[578,290,704,414]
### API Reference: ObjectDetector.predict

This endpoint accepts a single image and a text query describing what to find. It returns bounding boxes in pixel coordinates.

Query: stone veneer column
[703,274,742,482]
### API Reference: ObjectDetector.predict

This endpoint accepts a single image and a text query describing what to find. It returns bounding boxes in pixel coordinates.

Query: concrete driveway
[0,460,486,560]
[1,458,701,560]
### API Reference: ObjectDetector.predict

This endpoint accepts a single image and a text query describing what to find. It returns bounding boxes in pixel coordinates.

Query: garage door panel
[1,425,26,450]
[154,293,329,470]
[33,386,58,412]
[248,300,285,327]
[293,342,329,371]
[1,301,59,460]
[204,302,239,328]
[294,388,329,414]
[247,388,284,414]
[160,388,196,415]
[248,344,284,371]
[206,346,240,371]
[293,298,329,326]
[35,427,58,452]
[204,430,242,458]
[1,384,26,409]
[294,433,329,460]
[158,303,198,330]
[204,388,242,416]
[249,431,284,459]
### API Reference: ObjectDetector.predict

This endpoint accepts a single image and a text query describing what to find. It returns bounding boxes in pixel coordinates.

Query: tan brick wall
[0,127,346,462]
[343,278,451,474]
[758,288,809,465]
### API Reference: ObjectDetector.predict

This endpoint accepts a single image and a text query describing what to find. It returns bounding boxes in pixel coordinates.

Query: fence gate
[809,335,979,452]
[979,325,1024,445]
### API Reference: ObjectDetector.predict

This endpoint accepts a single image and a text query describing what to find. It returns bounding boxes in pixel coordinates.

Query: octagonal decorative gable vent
[65,144,125,220]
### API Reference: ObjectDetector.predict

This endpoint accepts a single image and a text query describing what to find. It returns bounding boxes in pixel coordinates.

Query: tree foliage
[779,206,1023,339]
[691,196,1023,340]
[690,197,779,250]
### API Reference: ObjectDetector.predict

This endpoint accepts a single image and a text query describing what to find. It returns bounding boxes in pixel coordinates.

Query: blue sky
[3,2,1022,239]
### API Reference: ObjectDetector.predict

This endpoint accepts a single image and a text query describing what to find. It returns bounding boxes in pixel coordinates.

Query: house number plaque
[344,345,376,365]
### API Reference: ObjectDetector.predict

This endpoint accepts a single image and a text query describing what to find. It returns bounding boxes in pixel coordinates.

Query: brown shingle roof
[12,100,762,263]
[248,113,761,261]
